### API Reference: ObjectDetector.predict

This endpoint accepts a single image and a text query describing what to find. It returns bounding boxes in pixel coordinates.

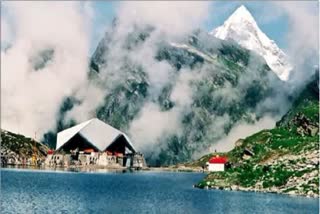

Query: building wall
[45,154,53,166]
[63,155,71,166]
[78,154,87,165]
[45,154,64,167]
[132,154,146,168]
[96,153,119,166]
[97,153,108,166]
[44,151,146,168]
[208,163,225,172]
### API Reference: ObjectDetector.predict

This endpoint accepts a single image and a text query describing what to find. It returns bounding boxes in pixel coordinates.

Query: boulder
[309,126,319,136]
[235,139,244,147]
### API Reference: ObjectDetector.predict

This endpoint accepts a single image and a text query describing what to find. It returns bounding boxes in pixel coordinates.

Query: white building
[207,156,228,172]
[56,118,136,154]
[45,118,146,168]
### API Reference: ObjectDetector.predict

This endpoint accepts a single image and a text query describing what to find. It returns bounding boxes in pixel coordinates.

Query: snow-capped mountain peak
[210,5,292,81]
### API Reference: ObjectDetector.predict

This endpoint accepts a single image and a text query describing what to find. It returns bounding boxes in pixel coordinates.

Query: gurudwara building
[45,118,146,169]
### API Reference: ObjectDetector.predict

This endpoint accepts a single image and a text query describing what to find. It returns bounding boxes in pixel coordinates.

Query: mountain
[45,18,288,167]
[39,9,298,166]
[210,5,292,81]
[193,72,319,197]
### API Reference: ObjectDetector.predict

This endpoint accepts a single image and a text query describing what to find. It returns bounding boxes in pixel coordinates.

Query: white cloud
[76,1,213,152]
[274,1,319,83]
[129,102,181,151]
[170,69,196,107]
[117,1,211,37]
[1,2,92,139]
[209,116,276,153]
[64,83,105,124]
[251,1,319,84]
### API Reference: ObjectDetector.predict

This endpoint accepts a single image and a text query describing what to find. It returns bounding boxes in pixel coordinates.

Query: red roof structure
[84,148,94,153]
[114,152,123,157]
[209,156,228,164]
[106,151,113,156]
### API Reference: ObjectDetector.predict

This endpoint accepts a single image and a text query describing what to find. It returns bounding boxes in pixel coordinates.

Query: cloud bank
[116,1,210,37]
[274,1,319,85]
[66,2,212,147]
[1,1,92,138]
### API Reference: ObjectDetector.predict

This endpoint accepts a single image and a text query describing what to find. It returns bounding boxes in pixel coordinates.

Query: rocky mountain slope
[193,73,319,197]
[211,5,292,81]
[69,29,285,165]
[44,15,289,166]
[1,129,49,165]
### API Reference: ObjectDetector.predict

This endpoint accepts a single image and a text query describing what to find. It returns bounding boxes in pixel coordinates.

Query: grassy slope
[193,75,319,196]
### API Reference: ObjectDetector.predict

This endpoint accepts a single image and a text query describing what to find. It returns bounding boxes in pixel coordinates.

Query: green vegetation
[194,75,319,196]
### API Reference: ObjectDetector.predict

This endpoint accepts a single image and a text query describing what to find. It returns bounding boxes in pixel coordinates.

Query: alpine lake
[1,168,318,214]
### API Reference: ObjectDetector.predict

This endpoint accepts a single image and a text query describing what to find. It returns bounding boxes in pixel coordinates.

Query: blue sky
[89,1,292,54]
[90,2,116,53]
[2,1,316,55]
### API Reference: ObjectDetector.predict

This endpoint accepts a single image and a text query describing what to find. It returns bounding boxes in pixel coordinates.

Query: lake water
[1,168,318,214]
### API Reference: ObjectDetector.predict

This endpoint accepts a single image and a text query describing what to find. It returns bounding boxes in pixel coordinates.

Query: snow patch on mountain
[210,5,292,81]
[169,42,217,63]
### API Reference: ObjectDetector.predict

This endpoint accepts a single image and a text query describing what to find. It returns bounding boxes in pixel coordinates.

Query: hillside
[46,24,285,166]
[1,129,49,165]
[193,74,319,197]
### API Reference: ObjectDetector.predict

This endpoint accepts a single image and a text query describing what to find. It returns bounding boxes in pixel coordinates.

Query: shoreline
[193,183,320,198]
[0,165,204,174]
[1,165,139,173]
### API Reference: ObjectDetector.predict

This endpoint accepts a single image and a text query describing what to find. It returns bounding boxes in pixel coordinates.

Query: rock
[306,164,314,168]
[235,139,244,147]
[311,158,319,165]
[310,170,318,177]
[244,148,255,156]
[231,185,239,191]
[297,127,305,136]
[309,126,319,136]
[270,187,279,193]
[242,154,251,160]
[287,190,297,195]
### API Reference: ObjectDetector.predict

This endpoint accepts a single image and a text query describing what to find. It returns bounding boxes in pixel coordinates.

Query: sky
[88,1,301,54]
[2,1,318,55]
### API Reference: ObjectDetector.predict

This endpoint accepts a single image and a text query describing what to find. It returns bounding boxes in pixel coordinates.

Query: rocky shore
[194,145,319,198]
[194,183,318,198]
[192,75,319,198]
[193,138,319,198]
[150,164,204,173]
